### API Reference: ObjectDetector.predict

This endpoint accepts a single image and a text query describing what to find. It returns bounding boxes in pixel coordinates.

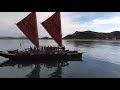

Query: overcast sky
[0,12,120,37]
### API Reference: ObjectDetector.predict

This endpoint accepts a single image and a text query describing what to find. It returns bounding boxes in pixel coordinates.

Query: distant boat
[0,12,83,61]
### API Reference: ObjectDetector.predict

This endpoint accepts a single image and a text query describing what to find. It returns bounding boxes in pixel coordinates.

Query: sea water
[0,39,120,78]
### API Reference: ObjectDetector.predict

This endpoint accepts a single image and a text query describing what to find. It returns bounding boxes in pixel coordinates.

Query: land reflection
[64,40,120,47]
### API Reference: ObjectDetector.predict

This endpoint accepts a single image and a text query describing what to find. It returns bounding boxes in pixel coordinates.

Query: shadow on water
[26,64,40,78]
[0,58,81,78]
[1,56,120,78]
[109,42,120,46]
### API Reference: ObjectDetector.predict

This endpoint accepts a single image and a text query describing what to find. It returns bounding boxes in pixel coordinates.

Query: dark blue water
[0,39,120,78]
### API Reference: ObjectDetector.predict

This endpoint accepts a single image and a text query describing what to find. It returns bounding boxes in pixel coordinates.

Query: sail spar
[41,12,62,47]
[16,12,39,48]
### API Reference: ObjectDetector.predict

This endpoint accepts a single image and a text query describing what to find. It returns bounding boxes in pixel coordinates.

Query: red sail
[41,12,62,47]
[16,12,39,48]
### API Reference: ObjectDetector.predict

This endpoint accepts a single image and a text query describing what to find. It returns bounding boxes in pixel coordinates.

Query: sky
[0,12,120,37]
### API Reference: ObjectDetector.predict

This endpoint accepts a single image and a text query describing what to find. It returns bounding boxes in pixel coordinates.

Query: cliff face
[64,31,120,40]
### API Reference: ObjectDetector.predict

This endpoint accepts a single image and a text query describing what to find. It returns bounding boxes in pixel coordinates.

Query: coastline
[63,39,120,43]
[0,38,120,42]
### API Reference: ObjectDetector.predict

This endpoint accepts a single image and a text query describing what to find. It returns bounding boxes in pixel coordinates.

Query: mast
[16,12,39,48]
[41,12,62,47]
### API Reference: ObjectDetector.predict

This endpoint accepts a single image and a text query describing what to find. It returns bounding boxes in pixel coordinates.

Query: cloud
[92,16,120,25]
[0,12,120,37]
[0,12,55,37]
[38,12,88,37]
[60,12,88,36]
[79,15,120,32]
[0,12,31,37]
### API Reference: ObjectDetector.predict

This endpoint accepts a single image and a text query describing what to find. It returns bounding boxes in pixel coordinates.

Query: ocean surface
[0,39,120,78]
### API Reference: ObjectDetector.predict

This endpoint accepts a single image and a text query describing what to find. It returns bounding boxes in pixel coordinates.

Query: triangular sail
[16,12,39,48]
[41,12,62,47]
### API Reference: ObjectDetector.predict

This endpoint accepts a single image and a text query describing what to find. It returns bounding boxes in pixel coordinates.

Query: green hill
[64,31,120,40]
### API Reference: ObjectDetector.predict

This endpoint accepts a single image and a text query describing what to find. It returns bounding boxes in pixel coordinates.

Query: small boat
[0,12,83,61]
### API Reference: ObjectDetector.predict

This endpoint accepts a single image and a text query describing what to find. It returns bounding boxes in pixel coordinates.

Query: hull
[0,52,83,62]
